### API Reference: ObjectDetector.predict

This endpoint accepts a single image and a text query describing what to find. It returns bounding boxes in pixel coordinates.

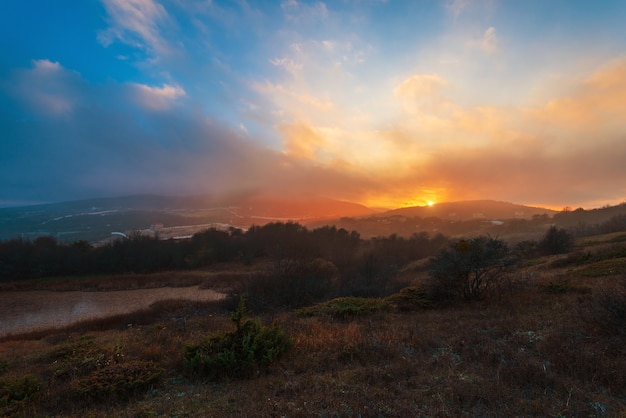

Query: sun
[427,201,435,206]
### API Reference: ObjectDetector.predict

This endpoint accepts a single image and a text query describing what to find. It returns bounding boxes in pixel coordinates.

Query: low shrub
[71,360,163,401]
[297,297,388,319]
[0,374,42,408]
[385,286,433,311]
[184,299,293,380]
[540,280,591,294]
[581,279,626,336]
[0,359,9,374]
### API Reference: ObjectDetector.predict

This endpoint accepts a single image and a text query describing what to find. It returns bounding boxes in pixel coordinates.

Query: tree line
[0,222,447,282]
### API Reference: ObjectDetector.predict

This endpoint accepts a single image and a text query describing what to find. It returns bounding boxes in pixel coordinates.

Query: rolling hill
[383,200,557,221]
[0,193,377,243]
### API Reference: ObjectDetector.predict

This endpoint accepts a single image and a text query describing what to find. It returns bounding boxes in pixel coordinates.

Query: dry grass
[0,234,625,417]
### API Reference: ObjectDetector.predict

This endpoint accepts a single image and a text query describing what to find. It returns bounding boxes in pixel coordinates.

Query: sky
[1,0,626,210]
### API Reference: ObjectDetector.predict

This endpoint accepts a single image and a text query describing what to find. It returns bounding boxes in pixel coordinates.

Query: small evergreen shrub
[184,299,293,380]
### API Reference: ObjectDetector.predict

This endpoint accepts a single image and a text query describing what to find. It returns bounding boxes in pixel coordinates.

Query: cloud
[98,0,171,58]
[131,83,186,110]
[32,59,62,72]
[464,26,499,55]
[10,59,83,117]
[281,1,329,22]
[279,120,327,160]
[270,57,303,76]
[251,81,335,115]
[0,59,380,205]
[479,26,498,54]
[446,0,470,19]
[3,2,625,210]
[394,74,447,99]
[528,57,626,132]
[262,55,626,208]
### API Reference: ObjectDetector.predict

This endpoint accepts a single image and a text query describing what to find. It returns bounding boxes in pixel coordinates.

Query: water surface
[0,286,223,336]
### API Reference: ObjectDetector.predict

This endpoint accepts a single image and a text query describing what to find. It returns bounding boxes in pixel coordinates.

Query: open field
[0,233,624,417]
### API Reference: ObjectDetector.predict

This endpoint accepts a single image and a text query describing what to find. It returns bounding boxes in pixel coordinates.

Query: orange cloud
[394,74,447,99]
[529,57,626,131]
[280,120,328,160]
[254,53,626,209]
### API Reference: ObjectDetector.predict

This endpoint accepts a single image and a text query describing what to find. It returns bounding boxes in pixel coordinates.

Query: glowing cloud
[131,83,186,110]
[394,74,448,99]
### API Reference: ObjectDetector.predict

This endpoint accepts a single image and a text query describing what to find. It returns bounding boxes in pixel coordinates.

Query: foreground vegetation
[1,228,625,416]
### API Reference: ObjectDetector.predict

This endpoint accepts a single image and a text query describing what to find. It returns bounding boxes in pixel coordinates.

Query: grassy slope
[0,235,625,417]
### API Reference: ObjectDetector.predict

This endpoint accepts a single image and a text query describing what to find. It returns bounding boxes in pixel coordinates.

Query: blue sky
[1,0,626,209]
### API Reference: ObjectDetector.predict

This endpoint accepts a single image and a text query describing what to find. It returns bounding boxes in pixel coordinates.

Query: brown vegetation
[0,233,625,417]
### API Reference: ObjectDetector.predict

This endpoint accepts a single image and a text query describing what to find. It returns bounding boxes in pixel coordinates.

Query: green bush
[184,300,293,380]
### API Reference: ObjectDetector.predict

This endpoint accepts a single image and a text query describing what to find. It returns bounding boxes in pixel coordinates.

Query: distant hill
[0,193,377,243]
[553,203,626,231]
[233,194,376,220]
[383,200,556,221]
[4,194,622,244]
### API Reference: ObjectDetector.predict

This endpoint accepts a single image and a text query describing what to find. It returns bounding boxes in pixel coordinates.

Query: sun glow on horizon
[366,192,444,209]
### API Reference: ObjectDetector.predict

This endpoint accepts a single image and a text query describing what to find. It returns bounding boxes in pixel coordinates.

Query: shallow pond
[0,286,224,336]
